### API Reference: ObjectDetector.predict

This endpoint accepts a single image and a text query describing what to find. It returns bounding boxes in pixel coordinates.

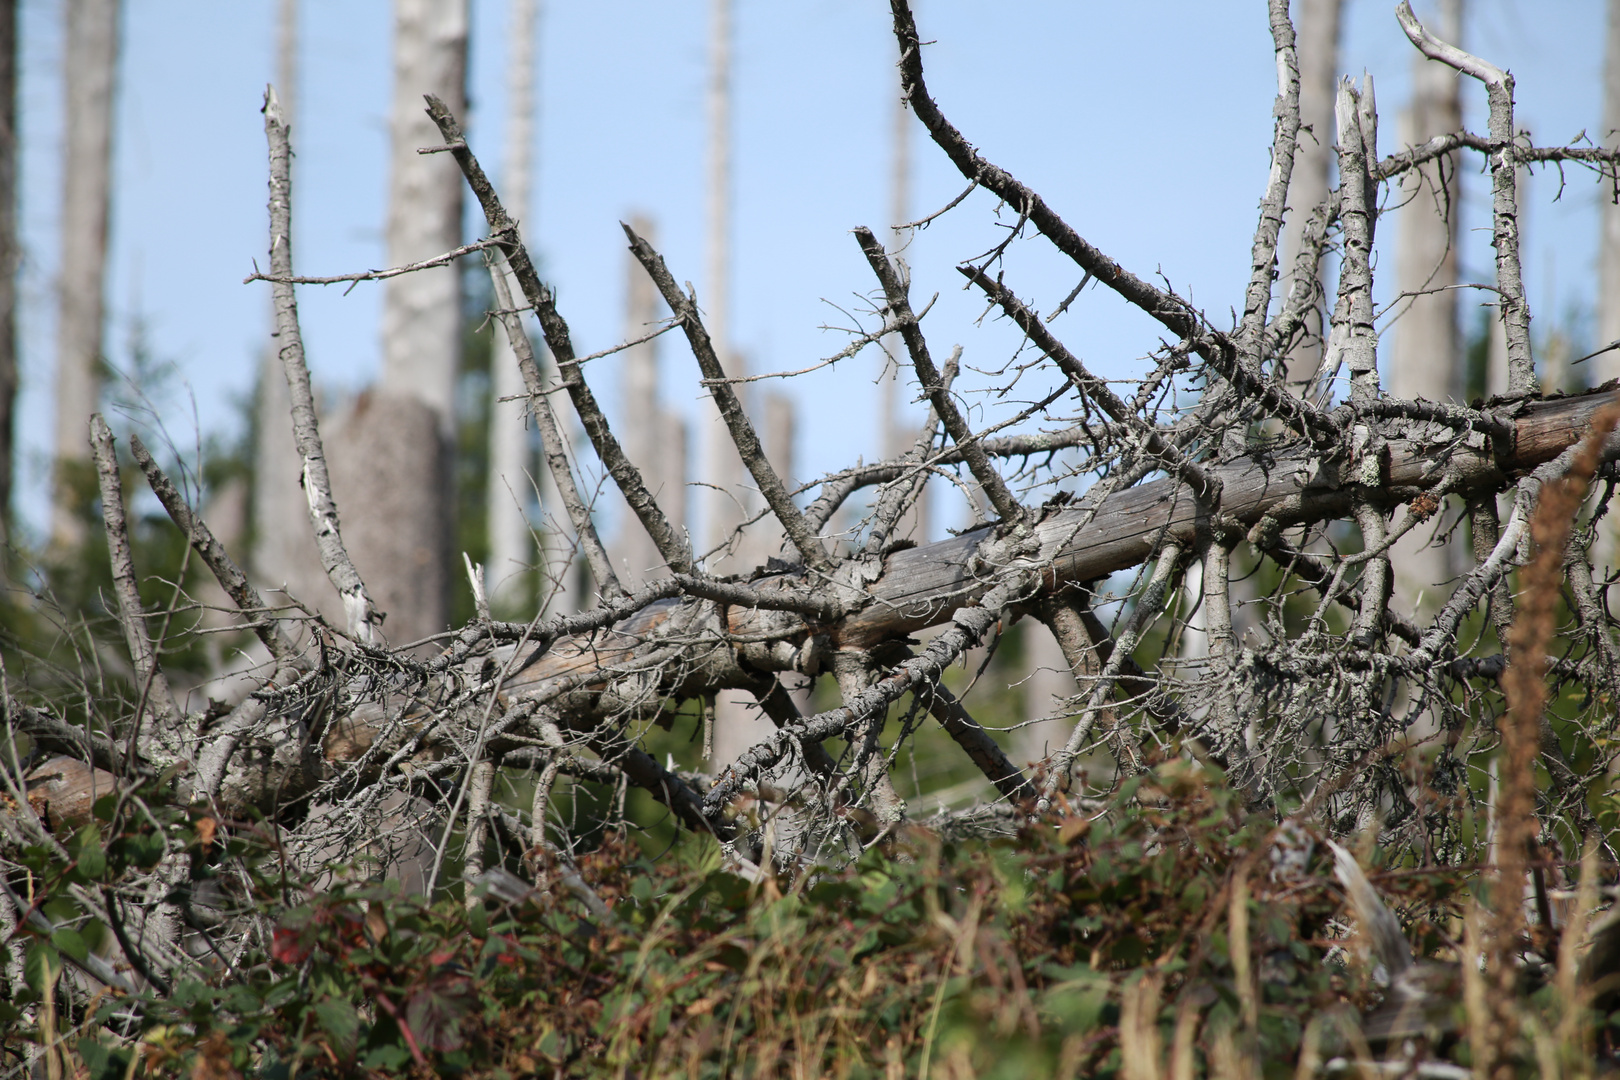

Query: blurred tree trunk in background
[880,54,929,547]
[1595,0,1620,590]
[614,214,686,593]
[703,0,750,577]
[51,0,119,552]
[352,0,467,645]
[1017,623,1074,769]
[1602,0,1620,388]
[253,0,331,633]
[0,0,16,552]
[1280,0,1341,389]
[1387,0,1463,618]
[487,0,540,615]
[704,0,757,766]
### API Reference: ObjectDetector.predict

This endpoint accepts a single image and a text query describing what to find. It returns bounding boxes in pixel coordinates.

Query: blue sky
[12,0,1610,546]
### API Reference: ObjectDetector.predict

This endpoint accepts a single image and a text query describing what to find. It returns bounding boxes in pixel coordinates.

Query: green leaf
[50,927,89,964]
[128,832,165,868]
[24,941,62,994]
[362,1044,410,1071]
[314,999,360,1057]
[77,841,107,880]
[75,1037,132,1080]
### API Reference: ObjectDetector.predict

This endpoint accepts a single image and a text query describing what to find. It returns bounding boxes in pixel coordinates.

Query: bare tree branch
[423,93,697,577]
[1397,1,1535,394]
[260,86,381,643]
[855,226,1023,524]
[88,414,181,734]
[129,433,299,663]
[622,223,833,573]
[484,250,625,598]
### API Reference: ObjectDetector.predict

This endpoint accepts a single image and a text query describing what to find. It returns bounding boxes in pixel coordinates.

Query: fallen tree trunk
[492,386,1619,710]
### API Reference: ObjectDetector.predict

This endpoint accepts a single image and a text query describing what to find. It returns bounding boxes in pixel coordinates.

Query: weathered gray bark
[21,3,1620,973]
[1388,0,1462,617]
[0,0,15,549]
[360,0,468,641]
[487,0,539,613]
[535,365,580,616]
[51,0,120,551]
[1397,2,1534,396]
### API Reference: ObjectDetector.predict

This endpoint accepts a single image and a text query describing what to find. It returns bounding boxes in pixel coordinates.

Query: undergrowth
[5,753,1612,1079]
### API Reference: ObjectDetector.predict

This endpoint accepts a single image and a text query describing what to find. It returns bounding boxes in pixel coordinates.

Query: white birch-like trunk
[487,0,539,614]
[1594,0,1620,590]
[1387,0,1463,617]
[51,0,119,550]
[382,0,466,428]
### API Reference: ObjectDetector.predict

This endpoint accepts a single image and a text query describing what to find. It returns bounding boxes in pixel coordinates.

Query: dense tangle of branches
[8,0,1620,1003]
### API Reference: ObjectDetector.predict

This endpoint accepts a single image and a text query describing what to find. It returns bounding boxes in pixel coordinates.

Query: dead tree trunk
[1603,0,1620,385]
[1279,0,1341,390]
[253,0,329,635]
[702,0,753,575]
[51,0,120,552]
[487,0,539,614]
[361,0,468,644]
[1387,0,1463,618]
[1595,0,1620,590]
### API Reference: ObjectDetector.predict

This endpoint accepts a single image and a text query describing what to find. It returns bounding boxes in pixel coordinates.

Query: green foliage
[11,753,1574,1078]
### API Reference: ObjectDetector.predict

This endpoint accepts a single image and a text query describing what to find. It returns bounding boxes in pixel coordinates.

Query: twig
[889,0,1339,445]
[483,251,625,597]
[1234,0,1304,365]
[959,267,1217,501]
[243,237,498,292]
[1042,542,1182,808]
[703,572,1035,815]
[912,670,1035,803]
